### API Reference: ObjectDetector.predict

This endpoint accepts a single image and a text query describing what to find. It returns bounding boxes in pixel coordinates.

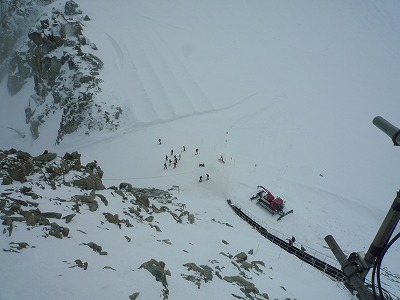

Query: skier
[165,155,168,161]
[158,138,162,145]
[169,159,172,165]
[301,245,306,252]
[164,163,167,170]
[182,145,186,152]
[199,175,203,182]
[178,154,181,160]
[206,173,209,180]
[173,161,177,168]
[195,148,199,155]
[220,155,224,162]
[171,149,174,156]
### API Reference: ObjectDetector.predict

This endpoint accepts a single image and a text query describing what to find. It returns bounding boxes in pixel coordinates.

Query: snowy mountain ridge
[1,0,122,144]
[1,0,400,299]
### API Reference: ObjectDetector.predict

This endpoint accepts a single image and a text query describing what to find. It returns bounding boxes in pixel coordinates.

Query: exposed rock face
[139,259,171,299]
[0,0,53,81]
[4,0,122,144]
[223,276,260,296]
[64,0,82,15]
[73,194,99,211]
[182,262,213,288]
[74,173,105,190]
[0,148,279,300]
[33,152,57,162]
[1,149,104,190]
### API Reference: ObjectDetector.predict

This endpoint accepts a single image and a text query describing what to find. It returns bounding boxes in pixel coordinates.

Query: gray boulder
[137,195,150,208]
[34,152,57,162]
[139,259,170,288]
[234,252,248,262]
[103,212,120,225]
[119,182,133,192]
[64,0,82,15]
[223,276,259,296]
[2,176,13,185]
[73,194,98,211]
[49,222,63,239]
[74,173,104,190]
[8,164,27,182]
[129,293,139,300]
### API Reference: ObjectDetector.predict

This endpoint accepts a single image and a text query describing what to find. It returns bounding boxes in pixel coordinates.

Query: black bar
[373,116,400,146]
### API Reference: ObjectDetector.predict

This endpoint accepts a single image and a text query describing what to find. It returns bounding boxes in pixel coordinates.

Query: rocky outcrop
[73,194,99,211]
[64,0,82,16]
[139,259,170,299]
[74,173,104,190]
[49,221,69,238]
[0,149,105,191]
[0,0,52,82]
[33,152,57,162]
[223,276,259,297]
[4,0,122,144]
[0,149,268,299]
[81,241,107,255]
[73,259,88,270]
[1,149,35,183]
[129,292,140,300]
[182,263,214,288]
[63,151,82,171]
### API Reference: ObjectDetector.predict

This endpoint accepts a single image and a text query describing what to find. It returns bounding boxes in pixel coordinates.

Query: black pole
[373,116,400,146]
[325,235,374,300]
[364,191,400,266]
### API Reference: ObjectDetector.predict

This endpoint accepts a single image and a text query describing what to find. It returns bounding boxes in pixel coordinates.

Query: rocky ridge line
[1,148,279,300]
[5,0,122,144]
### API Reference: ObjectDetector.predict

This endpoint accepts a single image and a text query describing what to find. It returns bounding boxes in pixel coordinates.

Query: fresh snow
[1,0,400,299]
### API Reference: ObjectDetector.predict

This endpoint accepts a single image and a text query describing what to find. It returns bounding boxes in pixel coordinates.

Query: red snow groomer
[250,185,293,220]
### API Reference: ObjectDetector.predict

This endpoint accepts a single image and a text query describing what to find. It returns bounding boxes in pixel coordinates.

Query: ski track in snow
[106,33,124,70]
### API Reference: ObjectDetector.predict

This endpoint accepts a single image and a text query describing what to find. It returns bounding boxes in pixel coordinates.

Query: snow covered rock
[4,1,122,144]
[0,0,53,80]
[64,0,81,16]
[73,173,104,190]
[139,259,171,298]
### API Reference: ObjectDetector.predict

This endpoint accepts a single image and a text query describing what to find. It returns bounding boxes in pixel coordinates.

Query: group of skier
[287,236,296,247]
[164,150,182,169]
[159,138,211,183]
[287,236,306,253]
[199,173,209,182]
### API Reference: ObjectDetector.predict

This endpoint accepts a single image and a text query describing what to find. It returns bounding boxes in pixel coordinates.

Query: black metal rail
[227,200,346,281]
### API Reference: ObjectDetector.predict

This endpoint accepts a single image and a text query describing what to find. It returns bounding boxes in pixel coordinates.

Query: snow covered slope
[1,0,400,299]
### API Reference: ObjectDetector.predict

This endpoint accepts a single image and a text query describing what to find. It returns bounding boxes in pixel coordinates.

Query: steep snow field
[1,0,400,299]
[72,0,400,264]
